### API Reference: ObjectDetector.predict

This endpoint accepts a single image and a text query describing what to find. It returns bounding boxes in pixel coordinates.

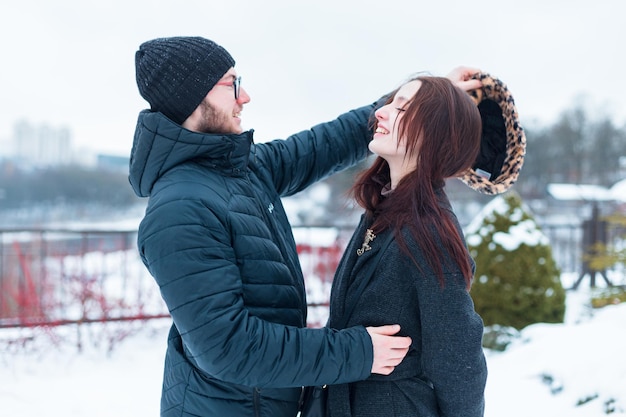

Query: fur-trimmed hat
[135,36,235,124]
[458,73,526,195]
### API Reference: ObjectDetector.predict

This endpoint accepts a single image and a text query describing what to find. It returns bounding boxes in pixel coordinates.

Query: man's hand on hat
[446,66,483,92]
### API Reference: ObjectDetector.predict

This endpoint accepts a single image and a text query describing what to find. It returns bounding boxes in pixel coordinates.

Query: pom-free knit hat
[135,36,235,125]
[459,72,526,195]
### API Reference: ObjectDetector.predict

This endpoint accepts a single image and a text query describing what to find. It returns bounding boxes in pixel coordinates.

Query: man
[130,36,478,417]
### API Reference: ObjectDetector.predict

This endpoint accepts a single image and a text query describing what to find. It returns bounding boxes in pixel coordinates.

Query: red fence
[0,227,356,330]
[0,229,167,329]
[1,222,610,331]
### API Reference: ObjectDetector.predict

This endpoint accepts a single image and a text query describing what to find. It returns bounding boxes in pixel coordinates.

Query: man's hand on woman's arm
[367,325,412,375]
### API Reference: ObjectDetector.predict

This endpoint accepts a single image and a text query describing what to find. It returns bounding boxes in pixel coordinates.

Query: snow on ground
[1,273,625,416]
[485,286,626,416]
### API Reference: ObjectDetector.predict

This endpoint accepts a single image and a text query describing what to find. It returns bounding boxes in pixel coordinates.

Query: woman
[327,76,488,417]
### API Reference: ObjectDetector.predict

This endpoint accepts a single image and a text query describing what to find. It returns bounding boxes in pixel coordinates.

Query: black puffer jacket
[129,106,376,417]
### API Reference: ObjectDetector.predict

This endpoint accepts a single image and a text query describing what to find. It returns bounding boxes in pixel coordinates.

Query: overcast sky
[1,0,624,157]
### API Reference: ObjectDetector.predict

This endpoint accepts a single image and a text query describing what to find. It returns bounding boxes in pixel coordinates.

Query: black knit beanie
[135,36,235,124]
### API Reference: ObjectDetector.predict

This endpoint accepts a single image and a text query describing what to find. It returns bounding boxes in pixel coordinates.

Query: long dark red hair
[352,76,482,287]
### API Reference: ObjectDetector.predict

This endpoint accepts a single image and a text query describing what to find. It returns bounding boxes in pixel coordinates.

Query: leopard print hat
[458,72,526,195]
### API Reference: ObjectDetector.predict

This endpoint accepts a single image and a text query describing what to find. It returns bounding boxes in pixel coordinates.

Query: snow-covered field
[1,272,624,416]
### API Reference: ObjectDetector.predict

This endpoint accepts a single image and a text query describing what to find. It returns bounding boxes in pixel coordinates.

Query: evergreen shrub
[465,191,566,330]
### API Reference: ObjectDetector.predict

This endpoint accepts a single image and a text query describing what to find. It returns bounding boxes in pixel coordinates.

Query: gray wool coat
[327,200,488,417]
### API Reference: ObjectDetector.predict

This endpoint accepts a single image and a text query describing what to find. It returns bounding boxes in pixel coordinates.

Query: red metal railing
[0,229,169,329]
[0,227,356,330]
[0,223,599,332]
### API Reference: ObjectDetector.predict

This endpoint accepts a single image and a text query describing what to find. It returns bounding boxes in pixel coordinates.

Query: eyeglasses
[216,76,242,100]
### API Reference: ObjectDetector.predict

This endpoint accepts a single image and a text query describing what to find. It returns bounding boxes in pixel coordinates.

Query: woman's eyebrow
[394,96,409,106]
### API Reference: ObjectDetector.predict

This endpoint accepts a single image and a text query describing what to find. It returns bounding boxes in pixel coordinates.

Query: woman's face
[369,80,421,166]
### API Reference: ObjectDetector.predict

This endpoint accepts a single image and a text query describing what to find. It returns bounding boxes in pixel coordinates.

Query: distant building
[12,120,72,167]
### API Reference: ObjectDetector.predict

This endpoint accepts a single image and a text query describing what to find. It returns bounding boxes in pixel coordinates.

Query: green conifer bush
[465,191,566,330]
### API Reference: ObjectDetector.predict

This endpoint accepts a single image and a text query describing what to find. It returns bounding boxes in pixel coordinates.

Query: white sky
[1,0,625,156]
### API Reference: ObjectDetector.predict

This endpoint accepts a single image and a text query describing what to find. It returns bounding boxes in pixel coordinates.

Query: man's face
[186,68,250,134]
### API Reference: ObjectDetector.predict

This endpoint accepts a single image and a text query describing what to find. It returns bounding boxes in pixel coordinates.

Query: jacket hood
[128,110,254,197]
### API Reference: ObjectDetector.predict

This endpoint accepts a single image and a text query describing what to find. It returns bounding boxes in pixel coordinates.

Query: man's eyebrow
[219,73,237,81]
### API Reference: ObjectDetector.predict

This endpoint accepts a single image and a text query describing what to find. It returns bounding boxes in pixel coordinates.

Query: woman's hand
[446,66,483,92]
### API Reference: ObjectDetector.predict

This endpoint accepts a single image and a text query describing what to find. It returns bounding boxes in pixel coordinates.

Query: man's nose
[237,87,251,104]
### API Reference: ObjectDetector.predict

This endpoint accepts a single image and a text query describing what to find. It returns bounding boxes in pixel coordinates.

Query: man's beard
[195,99,236,134]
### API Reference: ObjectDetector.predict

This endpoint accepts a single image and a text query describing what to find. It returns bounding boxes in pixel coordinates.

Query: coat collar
[129,110,254,197]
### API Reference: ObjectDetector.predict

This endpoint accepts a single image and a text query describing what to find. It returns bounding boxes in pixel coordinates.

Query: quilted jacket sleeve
[253,103,376,197]
[138,188,373,389]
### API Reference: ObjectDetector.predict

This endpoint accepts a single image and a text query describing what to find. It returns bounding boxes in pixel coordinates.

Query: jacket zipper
[253,387,261,417]
[247,172,308,317]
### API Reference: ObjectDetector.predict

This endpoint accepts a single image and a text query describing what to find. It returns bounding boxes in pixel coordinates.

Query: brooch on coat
[356,229,376,256]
